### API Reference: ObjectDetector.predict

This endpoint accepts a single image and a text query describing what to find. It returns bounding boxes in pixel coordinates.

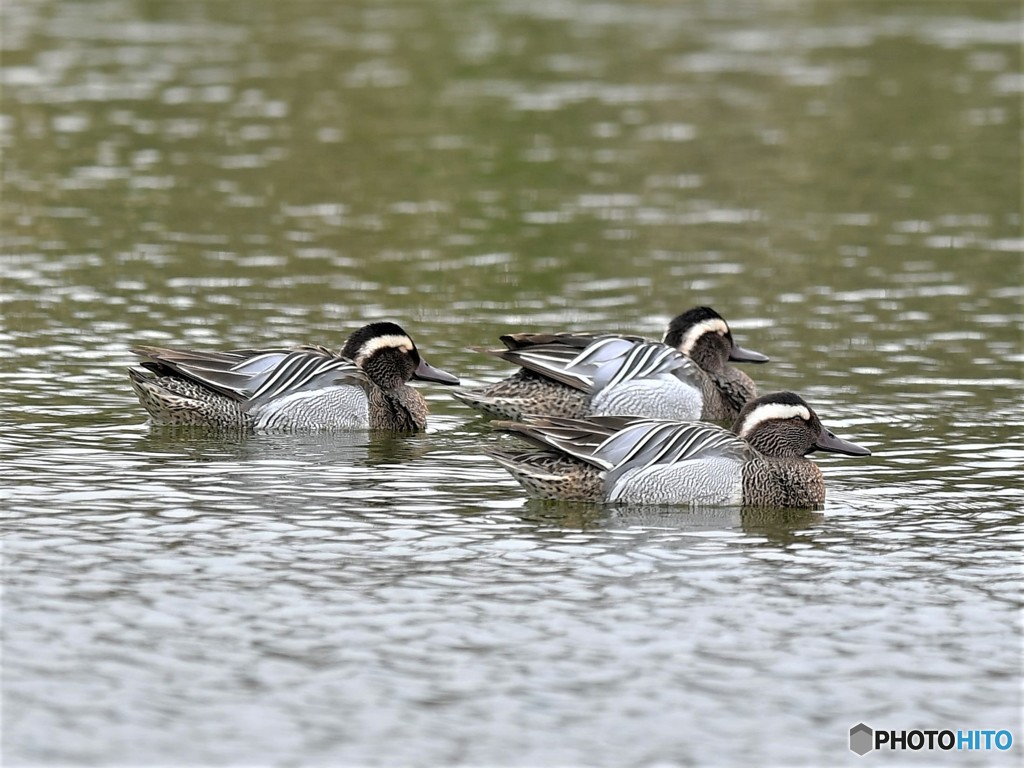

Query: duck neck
[741,456,825,508]
[368,385,427,432]
[707,367,758,419]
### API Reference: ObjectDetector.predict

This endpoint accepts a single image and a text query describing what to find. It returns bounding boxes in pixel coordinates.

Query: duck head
[342,321,460,392]
[733,391,871,458]
[663,306,769,371]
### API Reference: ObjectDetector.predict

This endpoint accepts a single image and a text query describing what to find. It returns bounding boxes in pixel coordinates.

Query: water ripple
[3,0,1021,765]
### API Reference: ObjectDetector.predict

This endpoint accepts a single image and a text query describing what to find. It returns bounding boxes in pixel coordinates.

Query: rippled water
[2,0,1022,766]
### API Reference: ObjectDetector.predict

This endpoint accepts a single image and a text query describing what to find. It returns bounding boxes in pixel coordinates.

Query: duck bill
[814,427,871,457]
[413,357,460,386]
[729,344,770,364]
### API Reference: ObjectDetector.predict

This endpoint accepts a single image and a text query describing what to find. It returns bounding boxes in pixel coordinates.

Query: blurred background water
[2,0,1021,766]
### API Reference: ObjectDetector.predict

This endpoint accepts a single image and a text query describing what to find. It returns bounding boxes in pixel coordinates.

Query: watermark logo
[849,723,1014,756]
[849,723,873,756]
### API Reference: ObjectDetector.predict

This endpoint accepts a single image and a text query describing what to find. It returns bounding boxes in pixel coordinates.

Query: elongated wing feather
[497,416,748,478]
[131,345,296,399]
[494,415,647,470]
[483,344,599,391]
[244,351,368,408]
[130,345,364,404]
[482,337,697,395]
[498,331,646,351]
[570,340,697,393]
[600,419,739,464]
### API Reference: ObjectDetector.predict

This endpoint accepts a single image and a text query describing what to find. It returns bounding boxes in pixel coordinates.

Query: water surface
[2,0,1022,765]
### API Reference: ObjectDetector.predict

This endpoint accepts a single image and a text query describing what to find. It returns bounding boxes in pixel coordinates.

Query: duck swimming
[128,321,459,431]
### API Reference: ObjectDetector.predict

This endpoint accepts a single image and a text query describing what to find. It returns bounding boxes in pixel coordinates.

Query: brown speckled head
[343,321,459,392]
[734,392,870,458]
[662,306,769,372]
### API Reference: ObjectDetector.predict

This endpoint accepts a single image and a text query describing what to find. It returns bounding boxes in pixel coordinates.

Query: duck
[487,391,871,507]
[128,321,459,431]
[452,306,768,423]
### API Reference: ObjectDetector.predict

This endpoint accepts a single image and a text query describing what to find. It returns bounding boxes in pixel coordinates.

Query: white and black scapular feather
[452,306,769,423]
[475,337,706,420]
[488,392,871,508]
[128,321,459,431]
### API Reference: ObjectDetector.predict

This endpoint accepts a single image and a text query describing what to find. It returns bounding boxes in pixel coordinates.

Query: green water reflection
[3,1,1019,339]
[1,1,1021,765]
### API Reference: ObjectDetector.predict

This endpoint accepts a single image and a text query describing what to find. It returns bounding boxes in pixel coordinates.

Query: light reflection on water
[5,366,1022,765]
[3,0,1023,765]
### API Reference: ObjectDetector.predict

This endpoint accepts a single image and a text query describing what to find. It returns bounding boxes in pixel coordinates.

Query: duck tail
[450,388,525,420]
[485,448,603,502]
[128,367,242,426]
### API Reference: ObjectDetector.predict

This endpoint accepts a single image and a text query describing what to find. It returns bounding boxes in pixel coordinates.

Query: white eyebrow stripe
[738,403,810,437]
[676,317,729,355]
[354,334,414,362]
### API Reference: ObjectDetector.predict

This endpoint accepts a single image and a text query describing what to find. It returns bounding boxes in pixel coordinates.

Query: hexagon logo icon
[850,723,874,756]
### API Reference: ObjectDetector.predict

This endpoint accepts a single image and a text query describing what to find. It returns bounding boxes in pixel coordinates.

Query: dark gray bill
[814,427,871,456]
[414,357,460,385]
[729,343,770,363]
